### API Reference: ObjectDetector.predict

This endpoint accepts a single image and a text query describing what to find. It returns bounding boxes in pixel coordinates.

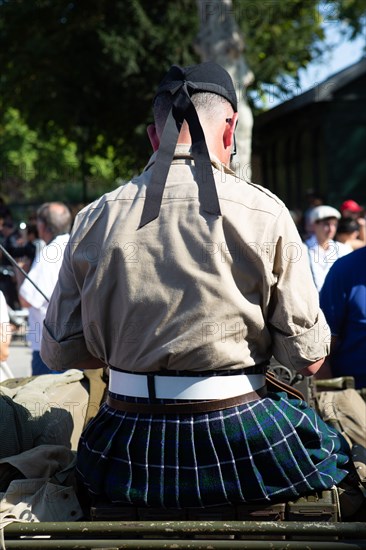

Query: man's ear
[223,112,238,149]
[147,124,160,152]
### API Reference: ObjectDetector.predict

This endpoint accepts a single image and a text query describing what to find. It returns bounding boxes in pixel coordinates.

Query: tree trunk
[195,0,254,179]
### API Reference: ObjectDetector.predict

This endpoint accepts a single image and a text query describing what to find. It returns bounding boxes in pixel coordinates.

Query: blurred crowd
[1,197,72,378]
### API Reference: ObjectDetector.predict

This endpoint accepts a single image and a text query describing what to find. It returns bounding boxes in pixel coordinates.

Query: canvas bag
[0,444,83,543]
[317,388,366,448]
[0,368,107,456]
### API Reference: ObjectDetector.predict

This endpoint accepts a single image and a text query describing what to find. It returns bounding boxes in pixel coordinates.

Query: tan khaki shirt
[41,145,330,373]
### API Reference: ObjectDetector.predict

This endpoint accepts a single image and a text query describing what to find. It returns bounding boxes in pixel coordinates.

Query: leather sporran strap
[266,371,305,401]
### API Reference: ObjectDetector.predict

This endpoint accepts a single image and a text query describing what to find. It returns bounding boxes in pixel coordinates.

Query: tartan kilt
[76,390,351,508]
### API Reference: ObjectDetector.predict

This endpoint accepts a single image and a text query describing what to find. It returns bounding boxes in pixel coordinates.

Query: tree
[0,0,365,203]
[0,0,198,202]
[0,105,134,209]
[195,0,255,177]
[239,0,366,105]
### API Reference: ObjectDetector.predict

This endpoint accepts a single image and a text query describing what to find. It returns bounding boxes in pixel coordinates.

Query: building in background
[252,58,366,211]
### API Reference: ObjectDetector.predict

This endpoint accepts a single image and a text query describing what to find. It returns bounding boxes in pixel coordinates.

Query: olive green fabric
[0,370,88,455]
[0,395,34,459]
[317,388,366,448]
[0,445,83,528]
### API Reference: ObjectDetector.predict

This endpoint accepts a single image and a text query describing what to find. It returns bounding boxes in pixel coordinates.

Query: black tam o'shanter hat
[138,62,238,228]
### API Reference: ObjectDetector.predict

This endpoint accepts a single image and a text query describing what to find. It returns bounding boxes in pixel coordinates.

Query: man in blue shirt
[320,247,366,389]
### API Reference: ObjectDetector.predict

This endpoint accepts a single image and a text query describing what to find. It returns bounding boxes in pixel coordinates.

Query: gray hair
[37,202,72,238]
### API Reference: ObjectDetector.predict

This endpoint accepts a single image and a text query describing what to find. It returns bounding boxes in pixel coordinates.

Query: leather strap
[106,385,267,415]
[266,371,305,401]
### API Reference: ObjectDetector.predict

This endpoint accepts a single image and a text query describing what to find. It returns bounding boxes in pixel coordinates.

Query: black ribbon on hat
[138,75,225,229]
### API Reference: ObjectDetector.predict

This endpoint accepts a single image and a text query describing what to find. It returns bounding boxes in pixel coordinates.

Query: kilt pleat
[76,391,350,508]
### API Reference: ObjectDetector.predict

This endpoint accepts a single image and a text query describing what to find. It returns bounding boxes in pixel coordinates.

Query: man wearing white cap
[305,205,350,291]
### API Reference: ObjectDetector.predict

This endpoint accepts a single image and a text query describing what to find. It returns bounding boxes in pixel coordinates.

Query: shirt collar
[143,144,235,177]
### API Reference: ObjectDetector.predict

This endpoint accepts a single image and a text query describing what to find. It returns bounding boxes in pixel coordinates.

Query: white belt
[109,369,266,400]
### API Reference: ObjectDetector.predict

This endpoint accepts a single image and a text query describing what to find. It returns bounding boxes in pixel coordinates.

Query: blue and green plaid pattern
[76,390,350,508]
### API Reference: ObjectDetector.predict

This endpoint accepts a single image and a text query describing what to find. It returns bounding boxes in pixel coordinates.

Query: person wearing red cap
[340,200,366,248]
[340,199,363,216]
[41,62,363,517]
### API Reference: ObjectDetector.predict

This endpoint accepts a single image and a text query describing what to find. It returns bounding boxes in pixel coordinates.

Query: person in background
[320,247,366,390]
[26,224,46,262]
[0,289,13,380]
[0,220,21,309]
[305,205,350,292]
[19,202,72,376]
[335,217,365,252]
[7,224,44,268]
[0,220,20,256]
[12,224,46,290]
[41,62,362,517]
[340,200,366,246]
[302,190,325,239]
[0,197,11,222]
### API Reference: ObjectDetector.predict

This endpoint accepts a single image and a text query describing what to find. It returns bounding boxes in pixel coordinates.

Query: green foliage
[235,0,365,108]
[0,0,198,196]
[238,0,324,84]
[0,107,121,203]
[0,0,365,204]
[1,107,39,178]
[328,0,366,38]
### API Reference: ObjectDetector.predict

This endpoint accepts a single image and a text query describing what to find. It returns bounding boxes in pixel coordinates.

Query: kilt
[76,390,351,508]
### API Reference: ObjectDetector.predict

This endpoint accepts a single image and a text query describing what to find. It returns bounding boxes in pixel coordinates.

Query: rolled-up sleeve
[272,307,331,371]
[41,239,94,371]
[267,212,331,370]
